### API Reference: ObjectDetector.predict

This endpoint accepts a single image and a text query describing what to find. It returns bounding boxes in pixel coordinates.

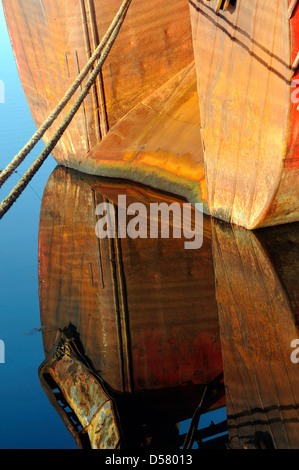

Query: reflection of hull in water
[38,166,225,448]
[3,0,298,228]
[38,166,299,449]
[212,220,299,449]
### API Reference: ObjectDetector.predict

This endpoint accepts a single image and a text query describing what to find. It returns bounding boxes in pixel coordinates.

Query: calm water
[0,4,78,449]
[1,3,298,451]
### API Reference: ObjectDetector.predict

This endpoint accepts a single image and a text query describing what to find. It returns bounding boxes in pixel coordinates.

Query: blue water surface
[0,4,227,450]
[0,4,77,449]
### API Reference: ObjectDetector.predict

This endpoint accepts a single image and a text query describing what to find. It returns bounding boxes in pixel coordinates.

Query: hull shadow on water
[37,166,299,449]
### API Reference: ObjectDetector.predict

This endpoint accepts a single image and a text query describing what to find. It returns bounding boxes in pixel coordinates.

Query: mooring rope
[0,0,132,219]
[0,0,131,190]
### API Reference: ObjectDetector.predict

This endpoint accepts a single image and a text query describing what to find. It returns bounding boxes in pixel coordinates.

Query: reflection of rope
[0,0,132,219]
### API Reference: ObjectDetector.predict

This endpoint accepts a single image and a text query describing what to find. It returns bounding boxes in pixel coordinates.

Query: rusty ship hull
[190,0,299,228]
[2,0,299,228]
[3,0,208,211]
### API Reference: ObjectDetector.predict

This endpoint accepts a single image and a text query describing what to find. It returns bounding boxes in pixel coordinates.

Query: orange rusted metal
[2,0,298,229]
[39,166,224,396]
[2,0,207,210]
[37,166,299,449]
[212,219,299,448]
[190,0,299,228]
[39,327,122,449]
[38,166,225,447]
